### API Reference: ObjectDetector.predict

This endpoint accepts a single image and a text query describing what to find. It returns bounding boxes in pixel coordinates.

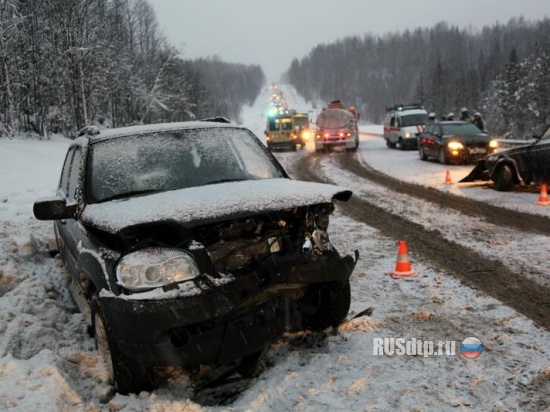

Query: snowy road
[0,85,550,411]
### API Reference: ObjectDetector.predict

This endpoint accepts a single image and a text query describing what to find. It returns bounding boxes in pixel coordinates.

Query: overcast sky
[148,0,549,81]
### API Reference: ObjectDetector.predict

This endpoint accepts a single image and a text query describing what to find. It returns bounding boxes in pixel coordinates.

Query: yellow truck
[265,110,311,151]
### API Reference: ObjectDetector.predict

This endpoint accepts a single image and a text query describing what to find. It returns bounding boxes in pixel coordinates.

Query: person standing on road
[473,112,484,131]
[460,107,471,122]
[428,112,436,123]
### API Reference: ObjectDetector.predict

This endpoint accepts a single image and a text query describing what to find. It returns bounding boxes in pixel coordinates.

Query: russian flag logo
[460,337,483,359]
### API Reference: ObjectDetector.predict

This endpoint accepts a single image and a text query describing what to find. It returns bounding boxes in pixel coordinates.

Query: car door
[422,124,439,157]
[531,128,550,181]
[55,147,83,276]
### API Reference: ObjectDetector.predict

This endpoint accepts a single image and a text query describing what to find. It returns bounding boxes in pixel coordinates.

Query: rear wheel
[419,146,428,160]
[386,139,396,149]
[493,164,514,191]
[92,297,154,395]
[299,280,351,330]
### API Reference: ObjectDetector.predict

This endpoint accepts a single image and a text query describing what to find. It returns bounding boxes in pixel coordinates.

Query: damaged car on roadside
[460,124,550,191]
[33,119,358,394]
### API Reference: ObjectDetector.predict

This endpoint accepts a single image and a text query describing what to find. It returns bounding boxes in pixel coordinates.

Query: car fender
[76,241,118,295]
[489,156,523,184]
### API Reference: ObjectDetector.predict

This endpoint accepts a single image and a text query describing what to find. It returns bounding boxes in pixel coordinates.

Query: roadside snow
[0,85,549,411]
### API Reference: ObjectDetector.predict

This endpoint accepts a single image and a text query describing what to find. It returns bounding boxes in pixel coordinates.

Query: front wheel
[438,148,448,165]
[92,297,154,395]
[493,164,514,191]
[298,280,351,330]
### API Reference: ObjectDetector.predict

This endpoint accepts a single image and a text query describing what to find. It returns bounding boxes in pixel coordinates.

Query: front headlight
[489,139,498,149]
[116,248,200,292]
[405,131,411,138]
[447,141,464,150]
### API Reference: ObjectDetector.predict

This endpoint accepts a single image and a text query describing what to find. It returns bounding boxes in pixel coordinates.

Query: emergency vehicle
[314,100,359,152]
[265,110,310,151]
[383,103,428,150]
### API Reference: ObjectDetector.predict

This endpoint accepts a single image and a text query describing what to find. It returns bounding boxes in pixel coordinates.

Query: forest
[0,0,264,138]
[285,18,550,137]
[0,1,548,140]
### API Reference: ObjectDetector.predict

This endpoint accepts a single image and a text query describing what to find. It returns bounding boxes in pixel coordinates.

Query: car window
[424,125,434,134]
[401,114,428,127]
[293,116,309,127]
[441,123,483,135]
[58,148,75,198]
[86,127,286,203]
[541,126,550,141]
[67,149,82,203]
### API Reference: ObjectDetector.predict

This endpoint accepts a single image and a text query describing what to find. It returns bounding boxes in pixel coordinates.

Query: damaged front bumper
[99,251,358,368]
[459,159,492,183]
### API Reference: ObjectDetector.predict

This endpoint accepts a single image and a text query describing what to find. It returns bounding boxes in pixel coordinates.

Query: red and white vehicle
[314,100,360,153]
[383,104,428,150]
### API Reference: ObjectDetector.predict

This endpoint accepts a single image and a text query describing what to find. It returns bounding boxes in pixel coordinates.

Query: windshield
[401,114,428,127]
[87,127,285,203]
[441,123,483,135]
[293,116,309,127]
[268,116,292,131]
[316,109,354,129]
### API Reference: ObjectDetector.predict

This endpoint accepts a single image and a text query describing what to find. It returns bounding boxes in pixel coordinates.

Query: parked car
[460,124,550,191]
[383,103,428,150]
[33,119,358,394]
[418,121,498,165]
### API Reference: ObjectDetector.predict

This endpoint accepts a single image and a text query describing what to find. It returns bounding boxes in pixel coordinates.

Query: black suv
[460,124,550,190]
[33,120,358,394]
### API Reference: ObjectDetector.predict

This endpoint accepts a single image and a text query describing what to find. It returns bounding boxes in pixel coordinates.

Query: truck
[314,100,359,152]
[265,110,310,151]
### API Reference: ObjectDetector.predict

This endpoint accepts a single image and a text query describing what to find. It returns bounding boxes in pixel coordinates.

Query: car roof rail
[199,117,232,123]
[77,125,101,137]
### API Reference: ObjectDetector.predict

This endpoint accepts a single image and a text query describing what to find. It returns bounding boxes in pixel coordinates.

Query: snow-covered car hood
[81,178,352,234]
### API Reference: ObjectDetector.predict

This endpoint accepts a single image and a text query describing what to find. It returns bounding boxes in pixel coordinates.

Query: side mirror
[33,197,77,220]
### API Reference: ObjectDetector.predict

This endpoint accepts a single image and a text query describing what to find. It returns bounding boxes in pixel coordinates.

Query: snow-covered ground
[0,85,549,411]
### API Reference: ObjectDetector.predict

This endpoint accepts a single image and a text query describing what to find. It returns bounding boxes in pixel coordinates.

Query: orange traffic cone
[444,170,452,185]
[391,240,416,279]
[537,184,549,206]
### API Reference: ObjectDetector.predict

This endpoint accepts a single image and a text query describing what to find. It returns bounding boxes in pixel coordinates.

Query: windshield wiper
[204,178,249,186]
[100,189,164,202]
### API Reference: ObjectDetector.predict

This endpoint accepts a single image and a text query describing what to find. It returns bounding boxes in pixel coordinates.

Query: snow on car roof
[81,178,352,234]
[83,120,241,143]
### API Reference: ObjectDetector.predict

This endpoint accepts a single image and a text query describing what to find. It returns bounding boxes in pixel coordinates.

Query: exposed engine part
[311,229,335,254]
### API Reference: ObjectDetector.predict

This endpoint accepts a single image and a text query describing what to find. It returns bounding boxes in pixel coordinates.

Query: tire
[419,145,428,161]
[236,349,265,378]
[299,280,351,330]
[493,164,514,191]
[91,297,154,395]
[438,148,448,165]
[386,139,396,149]
[398,138,405,150]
